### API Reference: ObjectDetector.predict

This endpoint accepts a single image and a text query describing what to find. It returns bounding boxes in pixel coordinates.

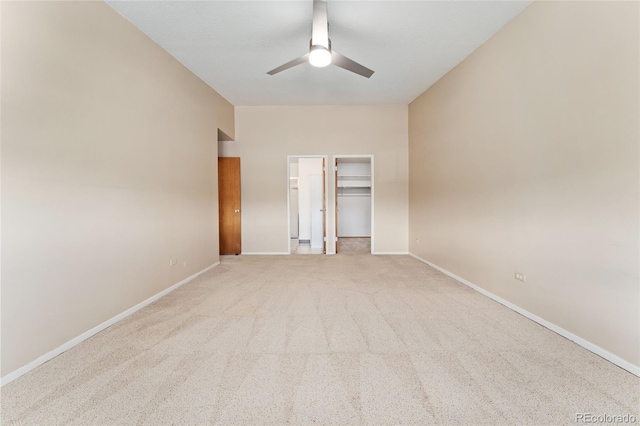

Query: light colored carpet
[338,237,371,255]
[2,255,638,425]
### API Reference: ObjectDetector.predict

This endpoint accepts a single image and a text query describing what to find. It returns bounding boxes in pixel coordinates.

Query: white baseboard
[0,261,220,387]
[241,252,290,255]
[372,252,409,255]
[409,253,640,378]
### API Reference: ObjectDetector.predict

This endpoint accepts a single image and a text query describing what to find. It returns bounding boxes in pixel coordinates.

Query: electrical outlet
[515,272,526,282]
[416,238,419,244]
[170,258,177,266]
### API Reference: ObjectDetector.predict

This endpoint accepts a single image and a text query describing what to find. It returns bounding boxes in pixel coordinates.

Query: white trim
[408,253,640,377]
[0,261,221,387]
[372,252,409,255]
[334,155,374,254]
[241,252,290,255]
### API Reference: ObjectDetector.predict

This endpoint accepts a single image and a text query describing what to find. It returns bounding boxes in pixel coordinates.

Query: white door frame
[287,155,329,254]
[334,154,374,254]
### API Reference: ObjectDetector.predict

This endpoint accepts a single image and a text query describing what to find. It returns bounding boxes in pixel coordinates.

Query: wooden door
[218,157,241,255]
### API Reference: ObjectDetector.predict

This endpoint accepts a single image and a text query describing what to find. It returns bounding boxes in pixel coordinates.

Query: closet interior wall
[337,159,372,237]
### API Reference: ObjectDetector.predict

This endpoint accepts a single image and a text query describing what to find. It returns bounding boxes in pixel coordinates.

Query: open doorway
[288,156,327,254]
[335,156,373,254]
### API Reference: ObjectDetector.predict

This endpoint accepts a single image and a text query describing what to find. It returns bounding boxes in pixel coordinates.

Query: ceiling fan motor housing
[309,39,332,67]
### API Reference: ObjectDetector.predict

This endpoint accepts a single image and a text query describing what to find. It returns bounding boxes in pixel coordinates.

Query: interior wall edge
[0,262,221,388]
[409,253,640,378]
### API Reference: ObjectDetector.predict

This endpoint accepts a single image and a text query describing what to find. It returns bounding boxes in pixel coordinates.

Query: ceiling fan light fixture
[266,0,374,78]
[309,45,332,67]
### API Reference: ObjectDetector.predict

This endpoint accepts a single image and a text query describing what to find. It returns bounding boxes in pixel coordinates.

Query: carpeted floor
[337,237,371,254]
[2,255,638,425]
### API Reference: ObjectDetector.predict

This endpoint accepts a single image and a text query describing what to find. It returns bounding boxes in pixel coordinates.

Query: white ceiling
[106,1,531,106]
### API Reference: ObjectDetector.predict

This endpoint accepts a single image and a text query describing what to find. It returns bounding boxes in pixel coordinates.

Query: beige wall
[1,2,225,376]
[223,106,408,254]
[409,1,639,367]
[214,91,235,141]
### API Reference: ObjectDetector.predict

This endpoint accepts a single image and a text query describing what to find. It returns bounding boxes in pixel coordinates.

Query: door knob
[234,209,240,213]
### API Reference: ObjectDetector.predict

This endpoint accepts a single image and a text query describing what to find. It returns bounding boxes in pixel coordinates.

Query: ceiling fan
[267,0,374,78]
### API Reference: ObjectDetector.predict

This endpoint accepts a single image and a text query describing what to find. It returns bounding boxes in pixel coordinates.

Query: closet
[335,157,372,253]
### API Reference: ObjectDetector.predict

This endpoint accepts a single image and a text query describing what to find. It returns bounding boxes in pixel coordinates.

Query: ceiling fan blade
[311,0,329,48]
[331,51,375,78]
[267,53,309,75]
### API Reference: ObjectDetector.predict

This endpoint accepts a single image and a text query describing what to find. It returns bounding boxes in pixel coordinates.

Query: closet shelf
[337,185,371,197]
[337,193,370,197]
[337,184,371,188]
[337,175,371,190]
